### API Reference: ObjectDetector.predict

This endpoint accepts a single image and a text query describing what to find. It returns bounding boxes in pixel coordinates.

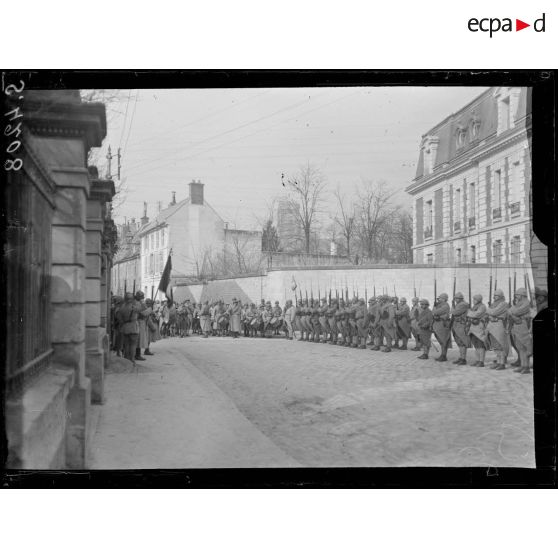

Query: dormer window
[456,127,466,148]
[421,135,439,175]
[470,118,480,140]
[494,87,519,135]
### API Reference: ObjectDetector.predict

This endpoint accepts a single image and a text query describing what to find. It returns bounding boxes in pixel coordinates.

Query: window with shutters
[492,240,503,264]
[454,188,461,233]
[424,200,433,239]
[456,248,462,264]
[510,235,521,264]
[470,245,476,264]
[468,183,476,229]
[426,253,433,264]
[493,170,502,220]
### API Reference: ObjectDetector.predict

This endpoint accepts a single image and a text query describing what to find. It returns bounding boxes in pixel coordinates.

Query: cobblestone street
[91,335,535,468]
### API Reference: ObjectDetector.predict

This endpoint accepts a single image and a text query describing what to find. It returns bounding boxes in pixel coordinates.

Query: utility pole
[106,145,113,179]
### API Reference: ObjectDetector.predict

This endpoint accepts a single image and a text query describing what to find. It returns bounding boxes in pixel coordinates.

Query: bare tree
[389,209,413,263]
[333,185,356,257]
[284,163,326,254]
[354,180,398,261]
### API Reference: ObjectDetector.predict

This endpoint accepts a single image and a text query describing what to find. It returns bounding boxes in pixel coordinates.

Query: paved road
[91,335,535,468]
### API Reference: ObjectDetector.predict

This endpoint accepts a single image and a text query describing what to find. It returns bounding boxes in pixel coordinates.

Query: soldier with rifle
[485,288,510,370]
[416,299,434,359]
[355,298,368,349]
[318,297,329,343]
[379,294,396,352]
[432,293,452,362]
[507,288,533,374]
[336,299,348,346]
[326,299,338,345]
[410,297,422,351]
[310,299,322,343]
[369,296,383,351]
[466,294,488,367]
[395,296,411,350]
[450,292,470,365]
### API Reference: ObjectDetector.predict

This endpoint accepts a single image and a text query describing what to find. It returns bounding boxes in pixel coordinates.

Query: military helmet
[400,297,407,303]
[454,292,464,300]
[494,288,505,298]
[419,298,429,306]
[515,287,528,297]
[437,293,448,301]
[473,293,483,302]
[535,287,548,298]
[135,290,145,299]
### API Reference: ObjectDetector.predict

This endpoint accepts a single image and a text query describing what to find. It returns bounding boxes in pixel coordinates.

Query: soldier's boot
[476,348,486,367]
[351,335,358,348]
[453,346,465,364]
[436,346,448,362]
[418,346,429,359]
[135,348,146,361]
[400,338,408,350]
[381,338,392,352]
[519,351,530,374]
[495,352,506,370]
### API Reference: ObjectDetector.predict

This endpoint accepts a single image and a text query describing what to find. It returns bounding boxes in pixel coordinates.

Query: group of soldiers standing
[111,285,547,374]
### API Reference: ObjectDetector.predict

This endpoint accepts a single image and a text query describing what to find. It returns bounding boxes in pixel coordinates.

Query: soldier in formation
[114,280,537,374]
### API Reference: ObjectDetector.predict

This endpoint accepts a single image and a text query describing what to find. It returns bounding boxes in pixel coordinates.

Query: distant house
[136,181,262,298]
[406,86,538,268]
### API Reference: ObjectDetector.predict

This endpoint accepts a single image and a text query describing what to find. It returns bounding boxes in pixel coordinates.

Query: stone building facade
[111,218,142,296]
[4,89,116,468]
[136,181,262,297]
[406,87,538,272]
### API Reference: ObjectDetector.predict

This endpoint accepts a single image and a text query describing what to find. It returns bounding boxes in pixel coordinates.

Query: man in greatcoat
[410,296,422,351]
[310,300,322,343]
[228,297,242,339]
[283,299,296,340]
[200,300,211,338]
[432,293,452,362]
[466,294,488,367]
[120,292,139,363]
[335,300,348,346]
[416,298,434,359]
[450,292,470,365]
[486,288,510,370]
[355,298,368,349]
[318,297,330,343]
[326,300,338,345]
[134,291,148,361]
[379,295,396,352]
[395,296,411,350]
[369,297,382,351]
[507,288,533,374]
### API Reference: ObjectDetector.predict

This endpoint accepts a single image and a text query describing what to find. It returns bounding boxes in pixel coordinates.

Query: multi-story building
[406,86,534,267]
[137,181,262,298]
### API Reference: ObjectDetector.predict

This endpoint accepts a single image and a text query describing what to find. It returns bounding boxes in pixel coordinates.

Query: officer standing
[379,295,396,352]
[355,298,368,349]
[410,296,422,351]
[450,292,470,365]
[120,292,139,362]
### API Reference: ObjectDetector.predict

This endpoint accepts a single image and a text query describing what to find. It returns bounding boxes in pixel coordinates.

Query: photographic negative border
[1,70,555,488]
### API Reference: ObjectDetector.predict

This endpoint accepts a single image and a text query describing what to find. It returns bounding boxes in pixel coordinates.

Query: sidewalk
[89,346,299,468]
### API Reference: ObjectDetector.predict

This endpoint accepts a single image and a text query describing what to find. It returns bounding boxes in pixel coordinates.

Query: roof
[414,87,530,180]
[139,198,190,236]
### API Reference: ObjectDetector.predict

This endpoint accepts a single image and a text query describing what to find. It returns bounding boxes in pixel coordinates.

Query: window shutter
[416,198,424,244]
[504,158,510,220]
[449,185,453,233]
[462,179,467,229]
[434,189,443,239]
[485,166,492,226]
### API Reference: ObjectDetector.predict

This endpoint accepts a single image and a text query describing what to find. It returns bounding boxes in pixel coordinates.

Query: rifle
[328,289,332,305]
[508,276,512,303]
[452,275,456,309]
[132,279,136,295]
[513,271,517,295]
[525,273,533,306]
[468,278,472,307]
[151,285,154,301]
[373,285,376,297]
[488,274,493,305]
[124,279,127,296]
[434,278,437,306]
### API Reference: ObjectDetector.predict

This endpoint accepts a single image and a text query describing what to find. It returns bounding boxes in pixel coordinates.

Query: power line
[123,93,325,175]
[123,89,359,179]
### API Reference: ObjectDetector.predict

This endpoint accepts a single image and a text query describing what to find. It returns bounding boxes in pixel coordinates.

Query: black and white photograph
[1,72,554,482]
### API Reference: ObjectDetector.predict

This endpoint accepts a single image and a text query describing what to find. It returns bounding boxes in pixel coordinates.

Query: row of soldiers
[249,286,545,374]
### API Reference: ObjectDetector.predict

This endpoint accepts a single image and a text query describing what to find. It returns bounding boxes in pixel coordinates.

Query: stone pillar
[85,178,115,404]
[25,90,107,468]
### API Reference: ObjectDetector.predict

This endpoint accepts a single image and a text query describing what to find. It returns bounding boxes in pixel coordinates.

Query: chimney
[170,191,176,206]
[141,201,149,225]
[189,179,204,205]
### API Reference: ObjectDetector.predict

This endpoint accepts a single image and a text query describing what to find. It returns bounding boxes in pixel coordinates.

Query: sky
[94,86,489,230]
